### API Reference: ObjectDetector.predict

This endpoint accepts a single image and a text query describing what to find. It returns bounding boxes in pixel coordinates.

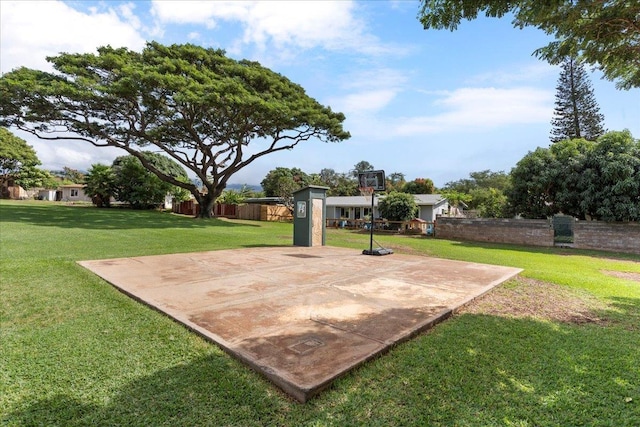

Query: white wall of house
[327,194,449,222]
[59,185,91,202]
[38,189,57,201]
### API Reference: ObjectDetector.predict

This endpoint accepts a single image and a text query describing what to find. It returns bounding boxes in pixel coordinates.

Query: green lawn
[1,200,639,426]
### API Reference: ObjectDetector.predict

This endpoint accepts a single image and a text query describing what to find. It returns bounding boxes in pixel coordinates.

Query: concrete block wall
[573,221,640,255]
[436,217,555,247]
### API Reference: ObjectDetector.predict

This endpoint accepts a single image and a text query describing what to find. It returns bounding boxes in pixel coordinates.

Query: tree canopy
[418,1,640,89]
[378,192,418,222]
[551,57,605,142]
[0,127,57,192]
[112,152,188,209]
[0,127,40,185]
[83,164,115,208]
[351,160,375,178]
[508,130,639,221]
[0,42,349,217]
[402,178,435,194]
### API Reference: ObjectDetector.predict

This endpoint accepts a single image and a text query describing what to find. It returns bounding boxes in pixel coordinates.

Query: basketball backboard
[357,170,386,191]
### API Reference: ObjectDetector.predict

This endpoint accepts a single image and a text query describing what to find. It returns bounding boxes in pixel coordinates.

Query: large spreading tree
[418,1,640,89]
[0,42,350,218]
[550,57,605,142]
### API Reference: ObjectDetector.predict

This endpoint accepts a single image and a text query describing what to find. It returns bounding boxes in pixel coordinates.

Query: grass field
[1,200,639,426]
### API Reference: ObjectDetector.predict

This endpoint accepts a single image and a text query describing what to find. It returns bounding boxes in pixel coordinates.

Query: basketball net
[359,186,374,203]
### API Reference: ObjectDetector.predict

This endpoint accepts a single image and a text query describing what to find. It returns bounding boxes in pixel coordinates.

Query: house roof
[326,194,447,208]
[326,195,376,207]
[413,194,447,206]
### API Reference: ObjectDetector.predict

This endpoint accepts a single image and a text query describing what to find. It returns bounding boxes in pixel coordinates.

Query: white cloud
[0,1,146,73]
[394,87,553,135]
[340,90,398,114]
[150,0,390,55]
[465,62,557,86]
[328,67,408,115]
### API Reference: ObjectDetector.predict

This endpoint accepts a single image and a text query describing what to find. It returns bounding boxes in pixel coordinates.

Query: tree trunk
[196,193,217,218]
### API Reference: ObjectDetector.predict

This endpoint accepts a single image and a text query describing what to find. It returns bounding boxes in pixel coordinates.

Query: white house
[326,194,450,223]
[57,184,92,202]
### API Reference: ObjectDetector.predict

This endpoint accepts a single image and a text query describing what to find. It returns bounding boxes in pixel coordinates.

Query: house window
[355,207,361,219]
[70,189,79,197]
[340,207,350,218]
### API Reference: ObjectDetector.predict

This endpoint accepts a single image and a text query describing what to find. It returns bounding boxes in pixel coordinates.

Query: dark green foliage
[351,160,375,178]
[418,1,640,90]
[402,178,435,194]
[0,42,349,218]
[14,166,58,191]
[0,127,40,190]
[83,164,115,208]
[378,192,418,221]
[578,130,640,221]
[260,167,311,198]
[508,131,640,221]
[312,168,359,196]
[508,140,597,219]
[551,57,605,142]
[385,172,406,192]
[112,152,188,209]
[50,167,85,184]
[443,170,510,217]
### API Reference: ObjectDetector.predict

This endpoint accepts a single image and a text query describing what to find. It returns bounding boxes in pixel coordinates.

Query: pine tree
[550,57,605,142]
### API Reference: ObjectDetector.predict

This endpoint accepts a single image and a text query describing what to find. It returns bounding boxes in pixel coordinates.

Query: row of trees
[256,128,639,223]
[0,127,191,209]
[260,161,434,199]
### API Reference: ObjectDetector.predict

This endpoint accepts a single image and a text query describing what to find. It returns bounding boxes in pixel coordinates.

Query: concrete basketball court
[79,246,521,402]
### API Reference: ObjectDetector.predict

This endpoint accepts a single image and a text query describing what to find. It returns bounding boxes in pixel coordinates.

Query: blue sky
[2,1,638,187]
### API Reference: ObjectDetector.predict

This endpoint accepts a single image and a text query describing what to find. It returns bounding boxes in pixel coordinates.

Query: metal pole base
[362,248,394,256]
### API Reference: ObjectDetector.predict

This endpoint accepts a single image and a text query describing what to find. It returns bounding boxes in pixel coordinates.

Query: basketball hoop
[359,186,374,202]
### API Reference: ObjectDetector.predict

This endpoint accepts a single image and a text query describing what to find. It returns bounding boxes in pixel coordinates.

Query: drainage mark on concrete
[289,336,325,354]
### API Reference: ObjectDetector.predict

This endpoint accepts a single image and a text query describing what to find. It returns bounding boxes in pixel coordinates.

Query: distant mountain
[226,183,262,192]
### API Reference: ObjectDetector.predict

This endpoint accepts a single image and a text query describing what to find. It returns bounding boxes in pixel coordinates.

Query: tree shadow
[3,354,285,427]
[5,297,640,426]
[438,237,640,261]
[0,203,259,230]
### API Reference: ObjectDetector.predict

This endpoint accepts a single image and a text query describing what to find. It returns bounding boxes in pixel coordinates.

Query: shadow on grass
[0,203,259,230]
[3,355,285,427]
[445,239,640,260]
[5,302,640,426]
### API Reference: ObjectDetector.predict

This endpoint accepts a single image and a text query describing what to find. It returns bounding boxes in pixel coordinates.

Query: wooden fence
[173,201,292,222]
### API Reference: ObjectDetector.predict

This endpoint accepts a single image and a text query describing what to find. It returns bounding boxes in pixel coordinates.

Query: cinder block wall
[573,221,640,255]
[436,218,554,247]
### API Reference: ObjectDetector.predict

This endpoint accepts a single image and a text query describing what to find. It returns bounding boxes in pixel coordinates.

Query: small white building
[57,184,92,202]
